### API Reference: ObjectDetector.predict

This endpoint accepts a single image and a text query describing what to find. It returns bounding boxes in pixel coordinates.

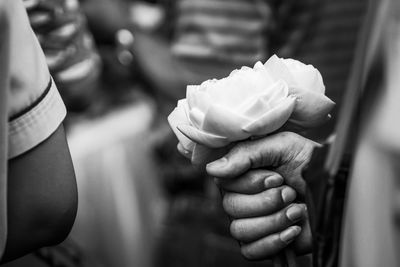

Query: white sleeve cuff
[8,78,67,158]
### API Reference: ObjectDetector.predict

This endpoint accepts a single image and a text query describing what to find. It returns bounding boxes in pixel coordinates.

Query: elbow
[43,190,78,246]
[23,178,78,248]
[3,173,78,262]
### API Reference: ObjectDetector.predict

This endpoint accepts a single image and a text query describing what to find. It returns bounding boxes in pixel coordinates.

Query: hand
[208,132,318,259]
[216,169,310,260]
[207,132,318,196]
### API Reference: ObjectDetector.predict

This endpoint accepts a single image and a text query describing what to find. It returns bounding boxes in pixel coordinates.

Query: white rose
[168,55,335,164]
[282,58,325,94]
[264,55,334,126]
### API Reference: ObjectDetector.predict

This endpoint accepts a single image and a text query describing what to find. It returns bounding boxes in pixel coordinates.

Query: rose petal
[289,86,335,122]
[237,80,289,117]
[202,104,252,141]
[242,96,296,135]
[177,124,229,148]
[291,68,325,94]
[237,80,289,119]
[287,113,332,129]
[207,77,255,108]
[189,107,205,129]
[186,85,212,113]
[267,80,290,107]
[239,95,271,119]
[264,55,298,87]
[253,61,264,70]
[178,99,190,120]
[282,58,325,94]
[186,85,196,108]
[202,66,275,109]
[167,103,196,151]
[191,144,231,166]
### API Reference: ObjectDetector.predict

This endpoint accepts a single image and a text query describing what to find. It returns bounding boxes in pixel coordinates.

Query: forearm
[2,125,77,263]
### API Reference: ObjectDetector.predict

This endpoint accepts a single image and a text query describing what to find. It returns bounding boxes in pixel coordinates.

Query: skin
[2,125,77,263]
[206,132,317,260]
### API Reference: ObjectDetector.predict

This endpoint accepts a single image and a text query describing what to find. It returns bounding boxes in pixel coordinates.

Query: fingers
[177,143,192,159]
[222,186,296,218]
[240,226,302,261]
[206,132,302,179]
[292,217,312,255]
[220,178,312,258]
[217,170,283,194]
[230,203,307,243]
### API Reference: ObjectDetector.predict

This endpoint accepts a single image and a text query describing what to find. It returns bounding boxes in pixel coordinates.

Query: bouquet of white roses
[168,55,335,165]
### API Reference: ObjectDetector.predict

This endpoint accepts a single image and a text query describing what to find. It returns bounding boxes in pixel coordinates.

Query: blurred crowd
[2,0,400,267]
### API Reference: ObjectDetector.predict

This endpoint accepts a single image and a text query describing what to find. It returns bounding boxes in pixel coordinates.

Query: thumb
[206,133,292,179]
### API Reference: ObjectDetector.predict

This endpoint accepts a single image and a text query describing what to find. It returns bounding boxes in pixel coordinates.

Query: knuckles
[230,220,246,241]
[277,131,301,142]
[222,186,289,217]
[264,187,286,209]
[222,193,240,217]
[240,245,260,261]
[240,234,284,261]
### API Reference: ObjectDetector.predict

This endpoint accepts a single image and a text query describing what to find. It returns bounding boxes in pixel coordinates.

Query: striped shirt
[171,0,272,65]
[278,0,368,138]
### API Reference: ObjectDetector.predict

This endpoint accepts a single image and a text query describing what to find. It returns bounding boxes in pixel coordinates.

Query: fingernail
[286,205,304,222]
[281,187,296,204]
[177,143,191,155]
[181,149,190,156]
[280,226,301,244]
[207,157,228,170]
[264,175,283,188]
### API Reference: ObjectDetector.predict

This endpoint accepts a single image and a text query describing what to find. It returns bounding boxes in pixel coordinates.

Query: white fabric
[8,79,66,159]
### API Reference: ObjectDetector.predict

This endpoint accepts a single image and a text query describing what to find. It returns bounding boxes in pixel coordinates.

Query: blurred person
[276,0,368,140]
[0,0,77,262]
[118,0,276,105]
[24,0,102,112]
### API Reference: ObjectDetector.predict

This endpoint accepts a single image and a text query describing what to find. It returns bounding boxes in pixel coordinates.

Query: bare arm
[2,125,77,262]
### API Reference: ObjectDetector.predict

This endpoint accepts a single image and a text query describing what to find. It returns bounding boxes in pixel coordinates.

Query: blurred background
[4,0,370,266]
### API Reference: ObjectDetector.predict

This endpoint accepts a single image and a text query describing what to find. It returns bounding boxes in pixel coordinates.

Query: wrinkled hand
[207,132,318,196]
[208,132,318,260]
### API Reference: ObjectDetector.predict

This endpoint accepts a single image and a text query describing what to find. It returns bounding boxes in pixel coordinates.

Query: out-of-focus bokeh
[6,0,400,267]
